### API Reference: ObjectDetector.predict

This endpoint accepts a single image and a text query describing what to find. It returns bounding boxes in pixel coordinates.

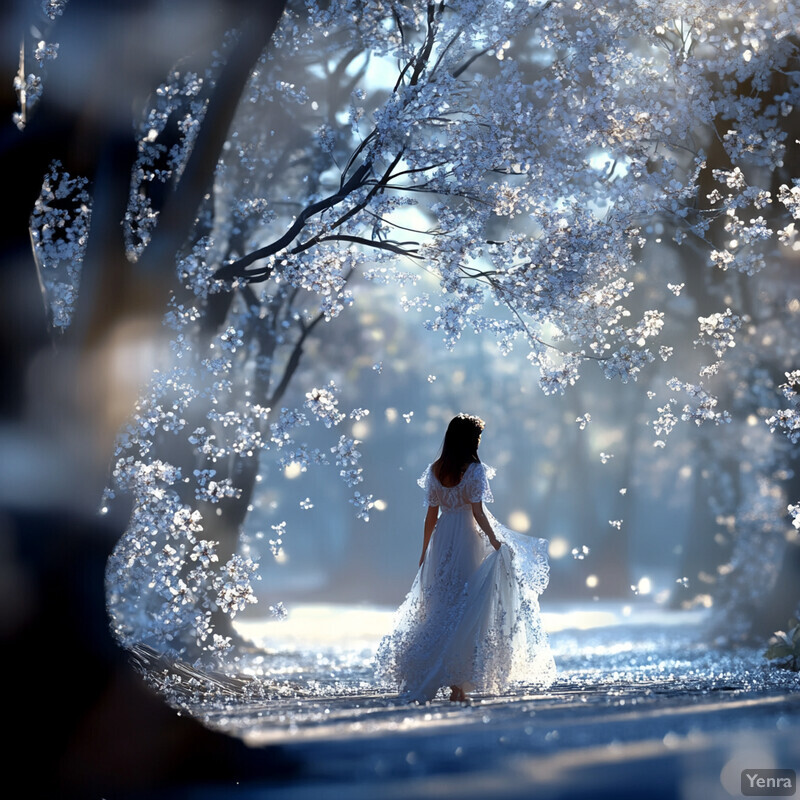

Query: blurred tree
[0,1,289,790]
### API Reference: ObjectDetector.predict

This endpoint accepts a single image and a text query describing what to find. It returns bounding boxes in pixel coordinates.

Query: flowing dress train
[374,461,556,702]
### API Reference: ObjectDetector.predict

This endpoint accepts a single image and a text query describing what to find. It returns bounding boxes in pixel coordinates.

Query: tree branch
[312,234,422,259]
[215,2,449,286]
[452,45,493,78]
[267,311,326,409]
[214,160,373,281]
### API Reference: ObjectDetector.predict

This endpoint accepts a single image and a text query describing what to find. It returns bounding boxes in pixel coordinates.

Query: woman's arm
[471,502,501,550]
[419,505,439,566]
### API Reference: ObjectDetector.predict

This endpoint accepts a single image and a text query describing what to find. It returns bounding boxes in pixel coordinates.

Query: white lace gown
[374,461,556,702]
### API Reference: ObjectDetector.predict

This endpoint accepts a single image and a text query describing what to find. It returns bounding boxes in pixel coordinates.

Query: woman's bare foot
[449,685,467,702]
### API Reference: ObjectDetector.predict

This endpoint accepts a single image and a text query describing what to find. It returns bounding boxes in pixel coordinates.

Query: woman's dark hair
[433,414,485,486]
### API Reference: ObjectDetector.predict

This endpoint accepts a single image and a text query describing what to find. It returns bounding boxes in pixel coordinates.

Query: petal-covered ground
[131,603,800,799]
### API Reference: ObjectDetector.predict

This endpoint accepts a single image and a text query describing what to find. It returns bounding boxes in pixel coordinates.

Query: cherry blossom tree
[12,0,800,662]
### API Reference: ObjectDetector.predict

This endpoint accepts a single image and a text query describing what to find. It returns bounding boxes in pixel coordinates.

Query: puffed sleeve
[418,464,438,507]
[466,462,495,503]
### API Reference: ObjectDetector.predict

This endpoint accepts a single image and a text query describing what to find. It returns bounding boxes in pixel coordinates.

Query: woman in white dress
[375,413,556,703]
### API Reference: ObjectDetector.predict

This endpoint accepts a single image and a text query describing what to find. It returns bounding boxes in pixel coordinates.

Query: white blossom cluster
[105,241,371,657]
[12,72,43,129]
[29,161,92,330]
[695,309,745,359]
[349,491,375,522]
[666,377,732,427]
[215,554,260,617]
[13,1,68,128]
[124,68,212,260]
[304,382,346,427]
[651,402,678,439]
[34,40,59,64]
[42,0,68,18]
[268,521,286,559]
[765,372,800,538]
[106,471,257,657]
[242,0,774,386]
[766,371,800,445]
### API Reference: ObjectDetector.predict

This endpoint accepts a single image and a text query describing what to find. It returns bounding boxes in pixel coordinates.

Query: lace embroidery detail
[417,461,495,508]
